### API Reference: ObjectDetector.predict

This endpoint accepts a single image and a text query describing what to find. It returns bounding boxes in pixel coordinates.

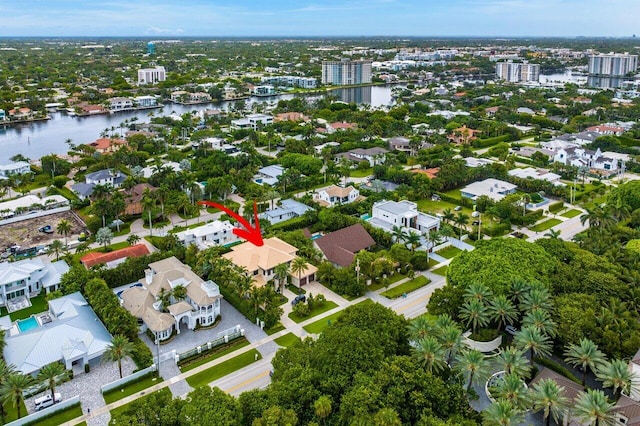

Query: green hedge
[436,192,473,208]
[482,222,511,237]
[548,201,564,213]
[512,209,544,226]
[471,134,512,148]
[533,357,581,384]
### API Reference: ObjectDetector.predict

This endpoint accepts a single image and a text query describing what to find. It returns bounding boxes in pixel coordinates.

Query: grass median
[185,349,261,388]
[529,218,562,232]
[287,300,338,323]
[381,276,431,299]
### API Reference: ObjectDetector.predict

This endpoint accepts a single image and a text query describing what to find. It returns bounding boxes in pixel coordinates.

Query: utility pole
[477,213,482,241]
[355,259,360,286]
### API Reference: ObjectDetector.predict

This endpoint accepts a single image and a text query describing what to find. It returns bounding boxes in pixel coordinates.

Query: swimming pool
[17,317,39,333]
[361,214,372,220]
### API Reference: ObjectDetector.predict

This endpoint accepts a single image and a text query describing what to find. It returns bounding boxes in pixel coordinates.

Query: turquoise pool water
[17,317,39,333]
[361,214,372,220]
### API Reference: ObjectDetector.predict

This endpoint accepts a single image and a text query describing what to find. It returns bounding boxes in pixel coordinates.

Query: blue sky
[0,0,638,37]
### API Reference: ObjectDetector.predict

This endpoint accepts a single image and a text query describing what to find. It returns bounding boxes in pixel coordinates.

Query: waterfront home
[0,161,31,177]
[174,220,240,249]
[133,95,158,108]
[87,138,127,154]
[0,109,5,121]
[107,97,134,112]
[0,258,70,309]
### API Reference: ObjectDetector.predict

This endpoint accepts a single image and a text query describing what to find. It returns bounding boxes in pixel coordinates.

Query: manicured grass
[529,218,562,232]
[30,403,84,426]
[112,223,132,237]
[287,284,306,294]
[415,198,474,217]
[274,332,301,348]
[303,311,344,334]
[179,338,250,372]
[3,400,27,423]
[436,246,463,259]
[432,265,448,277]
[427,258,439,268]
[288,300,339,323]
[368,273,406,291]
[350,168,373,178]
[561,209,581,218]
[381,276,431,299]
[103,373,160,404]
[1,294,48,320]
[265,323,286,336]
[185,349,261,388]
[110,388,171,419]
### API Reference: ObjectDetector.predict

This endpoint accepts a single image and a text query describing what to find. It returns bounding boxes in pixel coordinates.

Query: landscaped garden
[381,275,431,299]
[274,332,301,348]
[179,338,250,372]
[561,209,582,218]
[529,218,562,232]
[287,300,338,323]
[435,245,463,259]
[0,294,47,319]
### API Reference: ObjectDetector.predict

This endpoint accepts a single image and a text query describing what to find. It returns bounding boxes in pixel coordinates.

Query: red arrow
[197,200,264,247]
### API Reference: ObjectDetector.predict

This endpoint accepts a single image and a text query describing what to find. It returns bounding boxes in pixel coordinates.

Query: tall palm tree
[520,288,553,313]
[413,336,447,374]
[274,263,289,294]
[459,299,489,334]
[488,295,518,331]
[56,219,72,247]
[522,309,557,337]
[103,335,135,379]
[408,315,435,342]
[442,208,455,225]
[482,399,524,426]
[404,230,422,253]
[564,338,606,387]
[495,346,531,378]
[464,282,493,303]
[530,378,569,426]
[313,395,332,426]
[440,324,466,365]
[1,372,34,419]
[142,188,156,237]
[48,239,64,261]
[290,257,308,294]
[454,212,470,238]
[514,326,552,366]
[544,229,561,239]
[493,373,529,409]
[391,225,407,244]
[596,359,638,399]
[0,361,16,423]
[573,389,615,426]
[37,362,65,402]
[509,277,529,306]
[455,348,489,391]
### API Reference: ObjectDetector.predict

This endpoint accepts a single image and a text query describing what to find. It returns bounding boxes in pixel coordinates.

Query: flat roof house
[231,114,274,130]
[120,257,222,341]
[369,199,440,238]
[258,199,314,225]
[174,220,240,249]
[254,165,284,186]
[3,292,112,375]
[461,178,517,202]
[0,161,31,177]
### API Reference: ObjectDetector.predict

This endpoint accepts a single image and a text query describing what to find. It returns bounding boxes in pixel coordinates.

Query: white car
[471,211,480,218]
[35,392,62,411]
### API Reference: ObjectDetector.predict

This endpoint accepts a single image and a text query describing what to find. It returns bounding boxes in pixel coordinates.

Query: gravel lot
[0,210,87,250]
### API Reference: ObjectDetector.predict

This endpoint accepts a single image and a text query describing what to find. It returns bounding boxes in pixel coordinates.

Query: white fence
[176,326,244,364]
[463,332,502,353]
[6,395,80,426]
[0,205,70,226]
[101,365,157,394]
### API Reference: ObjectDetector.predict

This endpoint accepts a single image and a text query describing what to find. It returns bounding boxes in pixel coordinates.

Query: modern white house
[71,169,125,200]
[133,95,158,108]
[120,257,222,341]
[461,179,518,202]
[259,199,314,225]
[2,292,112,375]
[335,147,388,167]
[368,199,440,237]
[108,97,134,112]
[253,165,284,186]
[0,194,70,225]
[231,114,274,130]
[0,258,69,310]
[553,146,618,172]
[508,167,564,185]
[313,185,361,207]
[0,161,31,177]
[174,220,239,249]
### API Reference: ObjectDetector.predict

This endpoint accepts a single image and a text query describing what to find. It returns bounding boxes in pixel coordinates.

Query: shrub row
[436,192,474,209]
[471,134,512,148]
[533,357,582,384]
[512,209,544,226]
[548,201,564,213]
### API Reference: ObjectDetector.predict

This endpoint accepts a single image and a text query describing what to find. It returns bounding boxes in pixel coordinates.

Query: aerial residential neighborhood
[0,3,639,426]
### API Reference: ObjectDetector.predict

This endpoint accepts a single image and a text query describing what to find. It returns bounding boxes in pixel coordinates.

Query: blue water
[361,214,372,220]
[310,234,322,240]
[17,317,39,332]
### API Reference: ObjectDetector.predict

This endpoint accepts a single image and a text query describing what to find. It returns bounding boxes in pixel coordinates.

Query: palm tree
[573,389,615,426]
[464,282,492,303]
[564,338,606,387]
[413,336,447,374]
[274,263,289,294]
[509,277,529,306]
[514,326,552,366]
[391,225,407,244]
[314,395,332,425]
[530,378,568,426]
[408,315,434,342]
[520,288,553,313]
[495,346,531,378]
[454,212,470,238]
[442,208,455,225]
[459,299,489,334]
[494,373,529,409]
[37,362,65,402]
[405,230,422,253]
[1,372,34,419]
[0,361,16,423]
[173,285,187,301]
[56,219,72,247]
[455,348,489,390]
[482,399,524,426]
[155,185,170,221]
[440,324,466,365]
[290,257,308,294]
[544,229,561,239]
[522,309,557,337]
[48,239,64,261]
[596,359,638,399]
[127,234,141,246]
[142,187,156,237]
[103,335,135,379]
[488,295,518,331]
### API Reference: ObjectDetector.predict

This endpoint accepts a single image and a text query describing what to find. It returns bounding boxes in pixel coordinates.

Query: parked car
[35,392,62,411]
[291,294,306,306]
[471,211,480,218]
[505,325,518,336]
[472,221,480,226]
[38,225,54,234]
[454,206,462,211]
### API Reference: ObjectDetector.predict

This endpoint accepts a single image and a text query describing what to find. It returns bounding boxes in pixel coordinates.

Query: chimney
[145,268,153,285]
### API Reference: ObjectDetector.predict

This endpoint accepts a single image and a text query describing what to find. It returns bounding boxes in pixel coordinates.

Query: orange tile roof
[411,167,440,179]
[89,138,126,150]
[80,244,150,269]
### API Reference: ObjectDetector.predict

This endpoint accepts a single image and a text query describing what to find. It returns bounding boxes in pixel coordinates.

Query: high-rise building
[588,53,638,76]
[321,59,372,86]
[495,62,540,83]
[147,42,155,55]
[137,66,166,85]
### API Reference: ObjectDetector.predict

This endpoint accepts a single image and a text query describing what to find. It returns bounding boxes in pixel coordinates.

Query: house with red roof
[87,137,127,154]
[80,244,150,269]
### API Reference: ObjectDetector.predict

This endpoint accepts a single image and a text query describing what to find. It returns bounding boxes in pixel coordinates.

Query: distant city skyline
[0,0,639,38]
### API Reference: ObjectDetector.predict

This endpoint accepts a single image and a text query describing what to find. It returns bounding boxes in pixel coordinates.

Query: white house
[0,109,5,121]
[0,161,31,177]
[138,66,166,85]
[0,258,69,309]
[335,147,388,167]
[174,220,239,249]
[553,147,618,172]
[231,114,274,130]
[108,97,134,112]
[313,185,361,207]
[368,199,440,237]
[120,257,222,341]
[259,199,314,225]
[71,169,125,200]
[0,194,70,224]
[508,167,564,185]
[461,179,517,201]
[254,165,284,186]
[133,96,158,108]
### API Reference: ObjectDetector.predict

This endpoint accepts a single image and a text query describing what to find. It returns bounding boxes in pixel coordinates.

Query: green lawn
[1,295,48,320]
[428,258,440,268]
[436,246,463,259]
[265,323,286,336]
[561,209,581,218]
[3,400,27,423]
[350,168,373,178]
[381,276,431,299]
[274,332,301,348]
[415,198,474,217]
[179,338,250,372]
[110,388,171,419]
[103,373,160,404]
[368,273,405,291]
[288,301,338,323]
[112,223,132,237]
[185,349,261,388]
[303,311,344,334]
[30,403,84,426]
[432,265,448,277]
[529,218,562,232]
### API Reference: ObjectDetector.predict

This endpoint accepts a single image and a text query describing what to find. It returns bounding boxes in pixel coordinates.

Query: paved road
[209,353,275,397]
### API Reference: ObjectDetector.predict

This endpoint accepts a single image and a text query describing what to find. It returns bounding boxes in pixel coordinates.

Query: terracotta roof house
[411,167,440,179]
[274,112,308,122]
[314,224,375,267]
[222,237,317,288]
[123,183,156,216]
[328,121,357,132]
[80,244,150,269]
[614,395,640,426]
[120,256,222,341]
[87,138,127,154]
[447,125,481,145]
